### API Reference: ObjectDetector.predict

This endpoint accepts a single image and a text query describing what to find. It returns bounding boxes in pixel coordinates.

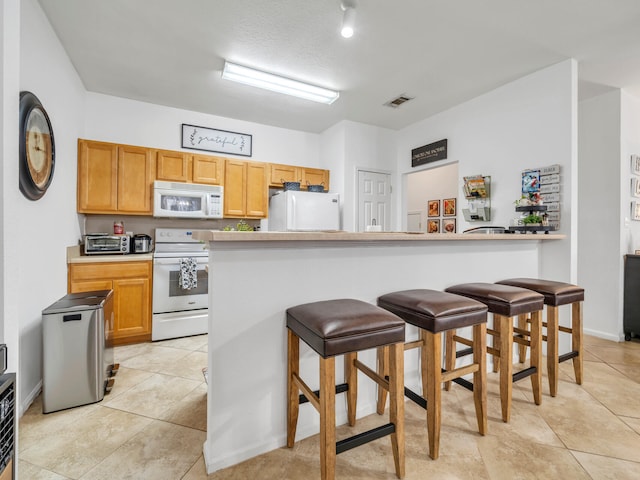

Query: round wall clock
[19,91,55,200]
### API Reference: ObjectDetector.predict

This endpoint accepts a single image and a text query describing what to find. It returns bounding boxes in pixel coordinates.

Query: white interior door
[357,170,391,232]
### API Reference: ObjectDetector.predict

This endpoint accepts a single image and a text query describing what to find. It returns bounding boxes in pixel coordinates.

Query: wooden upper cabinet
[192,155,225,185]
[301,167,330,191]
[268,163,300,188]
[117,145,153,214]
[223,159,267,218]
[246,161,268,218]
[156,150,189,182]
[78,139,153,214]
[78,140,118,213]
[223,159,247,217]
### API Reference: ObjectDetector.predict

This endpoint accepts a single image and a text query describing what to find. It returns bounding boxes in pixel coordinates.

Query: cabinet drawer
[69,261,151,282]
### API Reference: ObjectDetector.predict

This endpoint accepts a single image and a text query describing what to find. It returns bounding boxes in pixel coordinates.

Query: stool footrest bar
[559,351,579,363]
[335,423,396,454]
[455,347,473,358]
[512,366,537,383]
[298,382,348,405]
[403,386,427,409]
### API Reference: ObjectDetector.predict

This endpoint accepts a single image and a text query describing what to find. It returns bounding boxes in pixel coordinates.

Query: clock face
[26,108,53,189]
[19,91,55,200]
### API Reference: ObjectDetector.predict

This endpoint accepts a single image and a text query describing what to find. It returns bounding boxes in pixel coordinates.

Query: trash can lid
[42,290,113,315]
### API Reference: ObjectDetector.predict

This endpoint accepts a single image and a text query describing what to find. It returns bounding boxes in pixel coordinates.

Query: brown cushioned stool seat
[496,278,584,396]
[377,289,488,460]
[444,283,544,422]
[286,299,405,480]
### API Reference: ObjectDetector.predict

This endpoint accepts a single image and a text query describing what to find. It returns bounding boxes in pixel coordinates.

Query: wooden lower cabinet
[68,261,152,345]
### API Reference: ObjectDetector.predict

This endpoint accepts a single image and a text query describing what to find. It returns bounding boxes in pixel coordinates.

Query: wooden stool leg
[517,314,529,363]
[287,329,300,448]
[530,310,543,405]
[425,331,442,460]
[444,329,455,391]
[345,352,357,426]
[572,301,583,385]
[493,314,501,373]
[319,356,336,480]
[497,314,513,422]
[376,346,389,414]
[473,323,487,435]
[388,342,405,478]
[546,306,559,397]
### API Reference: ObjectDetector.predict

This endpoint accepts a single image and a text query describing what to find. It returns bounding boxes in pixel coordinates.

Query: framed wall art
[428,200,440,217]
[427,219,440,233]
[181,123,252,157]
[442,218,456,233]
[443,198,456,216]
[632,155,640,175]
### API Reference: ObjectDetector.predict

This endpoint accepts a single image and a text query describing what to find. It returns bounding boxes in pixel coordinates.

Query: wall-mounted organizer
[517,164,561,229]
[462,175,491,221]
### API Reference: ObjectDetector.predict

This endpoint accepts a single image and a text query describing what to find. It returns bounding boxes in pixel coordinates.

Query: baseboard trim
[20,381,42,417]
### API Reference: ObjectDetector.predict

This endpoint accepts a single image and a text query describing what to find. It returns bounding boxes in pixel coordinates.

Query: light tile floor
[18,334,640,479]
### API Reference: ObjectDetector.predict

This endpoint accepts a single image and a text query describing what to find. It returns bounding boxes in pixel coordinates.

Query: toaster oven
[84,234,130,255]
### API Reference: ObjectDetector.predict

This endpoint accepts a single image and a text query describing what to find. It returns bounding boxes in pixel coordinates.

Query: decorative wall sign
[181,124,252,157]
[411,139,447,167]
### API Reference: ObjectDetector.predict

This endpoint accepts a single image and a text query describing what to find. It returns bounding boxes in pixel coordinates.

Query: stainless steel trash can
[42,290,117,413]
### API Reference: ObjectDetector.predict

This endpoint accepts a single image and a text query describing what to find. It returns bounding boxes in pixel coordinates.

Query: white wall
[396,60,578,283]
[406,162,458,232]
[322,120,397,232]
[16,0,87,412]
[0,0,22,389]
[84,93,321,168]
[578,91,623,340]
[579,90,640,341]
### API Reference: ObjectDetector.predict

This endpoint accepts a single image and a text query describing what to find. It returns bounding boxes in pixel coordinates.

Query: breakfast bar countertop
[193,230,565,243]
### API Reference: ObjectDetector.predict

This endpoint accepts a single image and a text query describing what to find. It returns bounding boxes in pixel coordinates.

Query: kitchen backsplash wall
[81,215,260,241]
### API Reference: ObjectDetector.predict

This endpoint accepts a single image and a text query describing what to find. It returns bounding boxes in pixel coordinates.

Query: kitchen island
[194,231,565,474]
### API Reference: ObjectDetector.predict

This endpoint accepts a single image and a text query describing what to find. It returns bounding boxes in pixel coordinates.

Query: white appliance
[269,190,340,231]
[153,181,223,219]
[152,228,209,341]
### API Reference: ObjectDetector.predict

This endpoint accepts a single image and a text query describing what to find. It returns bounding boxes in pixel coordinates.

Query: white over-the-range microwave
[153,181,224,219]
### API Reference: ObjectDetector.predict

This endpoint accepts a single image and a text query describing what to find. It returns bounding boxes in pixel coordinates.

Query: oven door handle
[153,257,208,266]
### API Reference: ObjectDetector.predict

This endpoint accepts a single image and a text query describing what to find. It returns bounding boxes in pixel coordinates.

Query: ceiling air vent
[385,94,414,108]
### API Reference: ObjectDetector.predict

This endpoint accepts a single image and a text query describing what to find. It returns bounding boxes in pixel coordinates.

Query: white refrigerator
[269,190,341,231]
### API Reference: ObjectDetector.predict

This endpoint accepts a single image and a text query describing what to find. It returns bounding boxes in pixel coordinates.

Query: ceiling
[38,0,640,133]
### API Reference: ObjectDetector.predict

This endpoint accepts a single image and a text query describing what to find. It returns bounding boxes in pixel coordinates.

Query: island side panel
[203,239,539,473]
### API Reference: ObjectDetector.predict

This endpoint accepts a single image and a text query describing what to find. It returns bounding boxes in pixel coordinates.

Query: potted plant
[522,214,543,226]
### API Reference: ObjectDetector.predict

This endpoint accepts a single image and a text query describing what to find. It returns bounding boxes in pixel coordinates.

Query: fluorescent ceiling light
[222,62,340,105]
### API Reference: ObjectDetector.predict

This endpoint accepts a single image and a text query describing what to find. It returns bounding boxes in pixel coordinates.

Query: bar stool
[496,278,584,397]
[444,283,544,422]
[376,289,488,460]
[286,299,406,480]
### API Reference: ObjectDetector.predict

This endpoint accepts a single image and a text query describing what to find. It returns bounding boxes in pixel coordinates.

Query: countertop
[193,230,565,243]
[67,245,153,264]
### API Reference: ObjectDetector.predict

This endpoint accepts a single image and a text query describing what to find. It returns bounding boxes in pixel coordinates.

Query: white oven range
[152,228,209,341]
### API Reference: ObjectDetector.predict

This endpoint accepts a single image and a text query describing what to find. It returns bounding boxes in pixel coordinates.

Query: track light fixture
[340,0,357,38]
